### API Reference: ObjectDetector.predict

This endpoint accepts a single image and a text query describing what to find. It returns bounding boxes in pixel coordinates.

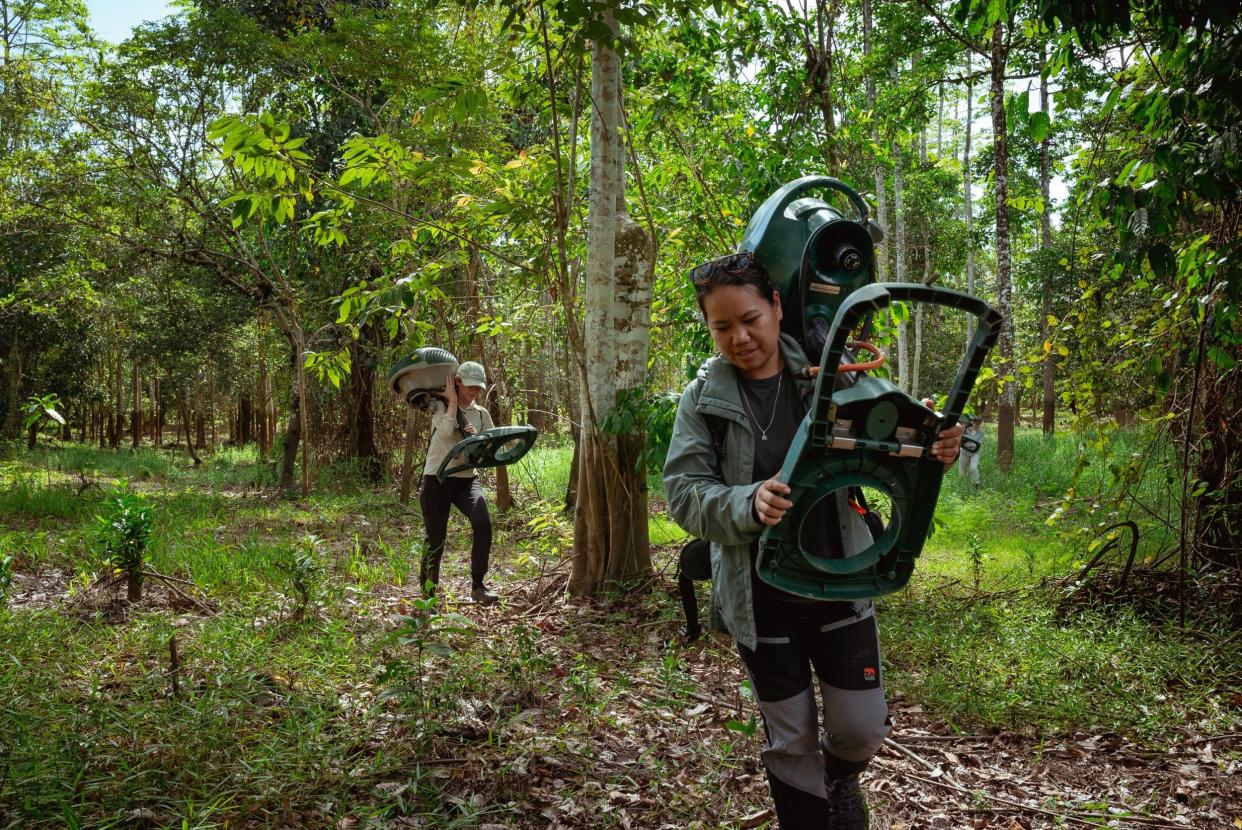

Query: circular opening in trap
[797,484,893,558]
[495,438,527,461]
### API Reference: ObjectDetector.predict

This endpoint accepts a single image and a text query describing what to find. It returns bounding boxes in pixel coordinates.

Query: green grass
[879,593,1237,741]
[0,429,1235,828]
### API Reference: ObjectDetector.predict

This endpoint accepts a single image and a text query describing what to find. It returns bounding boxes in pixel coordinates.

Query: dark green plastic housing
[755,283,1002,600]
[436,425,539,482]
[738,176,886,363]
[387,347,459,409]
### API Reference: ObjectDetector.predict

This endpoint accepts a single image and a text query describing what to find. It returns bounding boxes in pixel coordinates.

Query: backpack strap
[705,412,728,460]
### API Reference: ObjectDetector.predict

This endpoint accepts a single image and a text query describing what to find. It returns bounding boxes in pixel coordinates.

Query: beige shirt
[423,400,494,478]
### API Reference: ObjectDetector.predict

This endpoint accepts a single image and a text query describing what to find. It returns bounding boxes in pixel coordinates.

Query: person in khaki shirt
[419,361,498,604]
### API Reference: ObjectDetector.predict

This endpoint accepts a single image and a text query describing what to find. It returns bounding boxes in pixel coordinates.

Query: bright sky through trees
[85,0,175,43]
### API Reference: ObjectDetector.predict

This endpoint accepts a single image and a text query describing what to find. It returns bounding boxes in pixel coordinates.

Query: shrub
[97,485,153,602]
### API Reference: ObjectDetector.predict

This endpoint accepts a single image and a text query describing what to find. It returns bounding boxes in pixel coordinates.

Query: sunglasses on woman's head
[690,251,755,285]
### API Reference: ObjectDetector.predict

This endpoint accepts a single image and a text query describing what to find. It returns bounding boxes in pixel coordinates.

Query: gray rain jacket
[662,334,871,650]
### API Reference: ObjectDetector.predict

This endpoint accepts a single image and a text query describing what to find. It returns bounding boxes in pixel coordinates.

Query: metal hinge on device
[830,418,856,450]
[892,427,924,458]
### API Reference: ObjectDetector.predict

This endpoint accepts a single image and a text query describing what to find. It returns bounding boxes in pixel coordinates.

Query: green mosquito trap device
[387,347,539,482]
[734,176,1003,599]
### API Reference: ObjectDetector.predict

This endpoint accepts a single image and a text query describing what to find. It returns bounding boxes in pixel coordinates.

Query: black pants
[419,474,492,587]
[737,597,889,829]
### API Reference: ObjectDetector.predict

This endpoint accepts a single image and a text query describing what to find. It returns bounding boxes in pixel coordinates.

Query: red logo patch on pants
[863,666,877,682]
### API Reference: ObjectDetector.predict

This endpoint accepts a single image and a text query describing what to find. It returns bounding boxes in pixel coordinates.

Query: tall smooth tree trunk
[1,334,22,439]
[177,389,202,466]
[238,395,253,445]
[343,322,382,481]
[1039,45,1056,437]
[569,14,654,596]
[468,246,514,511]
[936,83,943,157]
[564,333,580,511]
[912,231,933,398]
[209,367,216,451]
[279,346,300,491]
[257,321,271,456]
[110,353,122,449]
[131,360,141,449]
[990,23,1015,470]
[964,52,976,349]
[863,0,887,282]
[891,61,909,394]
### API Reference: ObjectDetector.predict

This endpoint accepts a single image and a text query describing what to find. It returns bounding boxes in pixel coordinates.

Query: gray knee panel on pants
[819,680,891,763]
[755,686,827,798]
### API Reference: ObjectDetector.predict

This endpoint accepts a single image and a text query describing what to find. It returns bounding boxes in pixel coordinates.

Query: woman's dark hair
[691,251,777,315]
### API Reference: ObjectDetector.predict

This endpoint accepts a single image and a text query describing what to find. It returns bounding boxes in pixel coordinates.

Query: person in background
[960,416,984,488]
[663,253,962,829]
[419,361,499,605]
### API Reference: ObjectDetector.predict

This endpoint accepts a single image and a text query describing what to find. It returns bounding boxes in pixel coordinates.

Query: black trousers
[737,597,889,829]
[419,474,492,587]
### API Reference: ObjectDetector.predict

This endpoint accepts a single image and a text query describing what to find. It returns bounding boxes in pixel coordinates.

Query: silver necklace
[739,370,782,441]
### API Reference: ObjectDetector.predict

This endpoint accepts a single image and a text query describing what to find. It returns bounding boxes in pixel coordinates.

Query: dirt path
[381,573,1239,830]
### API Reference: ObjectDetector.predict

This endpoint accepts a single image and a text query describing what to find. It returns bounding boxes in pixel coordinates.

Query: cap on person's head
[457,361,487,389]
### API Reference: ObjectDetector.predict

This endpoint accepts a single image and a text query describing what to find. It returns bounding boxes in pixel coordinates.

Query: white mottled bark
[570,11,653,596]
[963,51,975,349]
[892,65,909,394]
[583,21,621,424]
[990,22,1015,468]
[1039,45,1056,436]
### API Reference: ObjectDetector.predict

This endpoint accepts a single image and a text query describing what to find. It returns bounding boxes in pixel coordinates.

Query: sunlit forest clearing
[1,0,1239,828]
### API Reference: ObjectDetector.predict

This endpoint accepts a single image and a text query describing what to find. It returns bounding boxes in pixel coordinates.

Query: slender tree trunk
[109,354,120,448]
[863,0,887,282]
[936,82,943,157]
[990,23,1015,470]
[1,334,23,439]
[156,379,165,446]
[564,334,579,512]
[569,15,654,596]
[892,61,909,393]
[467,246,514,510]
[806,0,841,176]
[1039,44,1056,437]
[177,388,202,466]
[209,367,216,451]
[239,395,253,445]
[278,334,302,493]
[195,383,206,450]
[257,321,271,456]
[343,322,382,480]
[913,231,933,397]
[399,407,418,506]
[964,52,976,349]
[131,359,141,449]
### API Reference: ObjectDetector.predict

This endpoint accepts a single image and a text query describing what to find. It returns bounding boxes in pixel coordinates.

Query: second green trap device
[387,347,539,482]
[736,176,1002,599]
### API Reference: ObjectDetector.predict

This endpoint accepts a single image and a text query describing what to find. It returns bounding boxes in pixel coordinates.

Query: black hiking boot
[470,585,499,605]
[826,774,869,830]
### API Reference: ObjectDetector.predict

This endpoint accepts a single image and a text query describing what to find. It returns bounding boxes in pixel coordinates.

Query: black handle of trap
[811,283,1002,438]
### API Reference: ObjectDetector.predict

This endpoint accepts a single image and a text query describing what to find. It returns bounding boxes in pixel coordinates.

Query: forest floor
[1,437,1239,829]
